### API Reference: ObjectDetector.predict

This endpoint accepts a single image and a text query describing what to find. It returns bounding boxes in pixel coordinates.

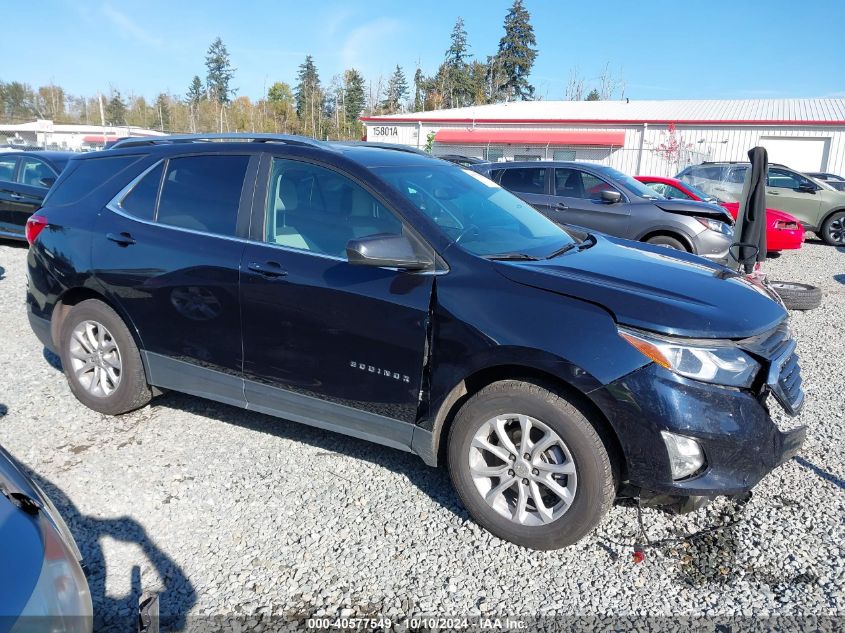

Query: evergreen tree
[186,76,204,105]
[585,88,600,101]
[105,90,127,125]
[205,37,236,104]
[154,93,171,130]
[439,17,473,108]
[493,0,537,101]
[343,69,366,125]
[295,55,324,137]
[413,67,426,112]
[381,65,408,113]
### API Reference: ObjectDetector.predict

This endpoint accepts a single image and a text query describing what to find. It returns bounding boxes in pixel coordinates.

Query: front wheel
[819,211,845,246]
[447,380,615,550]
[58,299,152,415]
[645,234,687,251]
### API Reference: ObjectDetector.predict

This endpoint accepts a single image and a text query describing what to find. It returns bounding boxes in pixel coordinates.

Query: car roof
[0,150,76,162]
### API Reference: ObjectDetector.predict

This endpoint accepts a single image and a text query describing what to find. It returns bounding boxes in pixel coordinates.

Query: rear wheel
[645,234,687,251]
[819,211,845,246]
[447,379,615,550]
[58,299,152,414]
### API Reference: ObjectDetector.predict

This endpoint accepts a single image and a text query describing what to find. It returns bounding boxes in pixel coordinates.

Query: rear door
[93,152,258,405]
[550,167,631,236]
[0,154,22,238]
[238,154,435,447]
[494,166,554,213]
[766,167,822,228]
[4,156,55,232]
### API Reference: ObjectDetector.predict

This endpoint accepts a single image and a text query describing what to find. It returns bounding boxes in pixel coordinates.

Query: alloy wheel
[469,414,577,526]
[68,320,122,397]
[826,214,845,244]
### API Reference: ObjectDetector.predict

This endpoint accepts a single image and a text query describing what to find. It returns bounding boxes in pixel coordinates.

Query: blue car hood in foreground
[496,234,786,339]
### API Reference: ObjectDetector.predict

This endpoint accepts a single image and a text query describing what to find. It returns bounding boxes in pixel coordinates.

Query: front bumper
[591,363,806,497]
[692,228,732,264]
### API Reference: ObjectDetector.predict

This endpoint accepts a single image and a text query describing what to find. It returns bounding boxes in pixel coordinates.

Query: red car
[635,176,805,252]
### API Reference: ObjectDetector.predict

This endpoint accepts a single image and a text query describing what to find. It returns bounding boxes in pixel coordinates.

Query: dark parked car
[472,161,735,262]
[26,134,805,549]
[0,445,92,632]
[806,171,845,191]
[0,151,74,241]
[437,154,490,168]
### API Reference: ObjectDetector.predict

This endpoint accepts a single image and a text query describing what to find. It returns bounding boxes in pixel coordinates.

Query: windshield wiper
[484,252,539,261]
[546,235,596,259]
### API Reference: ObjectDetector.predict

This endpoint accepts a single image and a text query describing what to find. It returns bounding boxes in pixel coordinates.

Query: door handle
[106,232,136,246]
[247,261,288,278]
[9,192,25,200]
[767,190,780,195]
[555,201,568,210]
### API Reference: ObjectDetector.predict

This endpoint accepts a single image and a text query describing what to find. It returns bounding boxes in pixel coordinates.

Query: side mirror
[39,177,56,188]
[600,189,622,204]
[797,182,817,194]
[346,234,433,271]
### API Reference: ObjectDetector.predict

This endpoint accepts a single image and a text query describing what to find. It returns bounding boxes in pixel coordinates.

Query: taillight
[774,220,799,230]
[25,213,48,245]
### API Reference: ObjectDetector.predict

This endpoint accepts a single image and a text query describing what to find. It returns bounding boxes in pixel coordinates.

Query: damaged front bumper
[591,362,806,508]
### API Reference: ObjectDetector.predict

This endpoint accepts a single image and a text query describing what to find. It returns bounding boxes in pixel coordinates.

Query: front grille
[740,323,805,416]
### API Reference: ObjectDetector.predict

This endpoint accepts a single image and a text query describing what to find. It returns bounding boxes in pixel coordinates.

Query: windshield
[601,166,665,199]
[682,180,721,203]
[373,164,576,258]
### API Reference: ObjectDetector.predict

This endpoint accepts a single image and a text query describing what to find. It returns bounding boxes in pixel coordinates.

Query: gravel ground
[0,238,843,631]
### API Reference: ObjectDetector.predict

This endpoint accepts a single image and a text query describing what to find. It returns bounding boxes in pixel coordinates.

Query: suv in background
[25,134,805,550]
[472,161,735,262]
[0,151,74,241]
[677,161,845,245]
[806,171,845,192]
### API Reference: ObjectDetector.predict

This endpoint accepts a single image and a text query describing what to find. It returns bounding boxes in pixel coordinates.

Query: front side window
[554,168,621,201]
[768,167,813,190]
[266,158,403,258]
[375,164,575,258]
[156,155,249,236]
[499,167,546,195]
[18,157,55,187]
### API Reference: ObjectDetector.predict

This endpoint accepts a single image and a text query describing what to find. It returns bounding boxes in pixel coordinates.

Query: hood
[495,234,786,338]
[654,198,734,224]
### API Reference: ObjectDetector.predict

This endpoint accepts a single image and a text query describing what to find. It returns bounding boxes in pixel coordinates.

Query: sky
[4,0,844,102]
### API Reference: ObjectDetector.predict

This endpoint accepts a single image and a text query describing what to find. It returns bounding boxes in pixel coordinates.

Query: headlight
[695,216,733,236]
[12,517,93,633]
[619,326,759,387]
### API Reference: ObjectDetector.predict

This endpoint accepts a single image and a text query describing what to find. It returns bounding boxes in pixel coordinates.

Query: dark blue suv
[25,134,805,549]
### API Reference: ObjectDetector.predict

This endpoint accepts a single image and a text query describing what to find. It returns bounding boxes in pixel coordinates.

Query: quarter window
[156,155,249,236]
[499,168,547,195]
[265,158,403,258]
[120,163,163,221]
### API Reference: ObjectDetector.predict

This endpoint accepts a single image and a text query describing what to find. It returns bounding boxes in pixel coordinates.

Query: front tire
[645,234,687,251]
[58,299,152,415]
[819,211,845,246]
[447,380,615,550]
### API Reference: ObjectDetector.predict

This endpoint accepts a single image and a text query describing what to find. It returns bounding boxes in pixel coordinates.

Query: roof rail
[108,133,326,150]
[333,140,430,156]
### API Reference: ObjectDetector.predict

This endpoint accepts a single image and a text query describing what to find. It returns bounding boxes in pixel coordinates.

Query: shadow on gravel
[21,466,197,632]
[156,391,467,520]
[0,238,27,250]
[793,456,845,491]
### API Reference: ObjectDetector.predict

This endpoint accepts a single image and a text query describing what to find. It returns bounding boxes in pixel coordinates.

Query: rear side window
[499,168,546,195]
[18,157,55,187]
[119,163,163,221]
[0,156,16,182]
[45,155,141,207]
[156,155,249,236]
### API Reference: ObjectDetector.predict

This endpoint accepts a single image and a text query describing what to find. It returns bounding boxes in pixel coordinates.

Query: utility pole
[98,92,107,149]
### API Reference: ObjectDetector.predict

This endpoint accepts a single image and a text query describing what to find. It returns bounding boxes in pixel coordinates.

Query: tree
[413,67,426,112]
[105,90,127,125]
[585,89,600,101]
[155,93,171,130]
[295,55,324,137]
[186,76,204,105]
[205,37,236,104]
[565,68,585,101]
[438,17,473,108]
[381,65,408,114]
[343,69,366,134]
[492,0,537,101]
[267,81,295,133]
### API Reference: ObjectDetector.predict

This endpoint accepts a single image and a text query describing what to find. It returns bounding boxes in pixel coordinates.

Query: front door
[550,167,631,236]
[239,156,435,448]
[93,153,257,405]
[766,167,822,229]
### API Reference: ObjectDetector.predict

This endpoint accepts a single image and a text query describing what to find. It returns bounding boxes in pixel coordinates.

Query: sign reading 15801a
[371,126,399,137]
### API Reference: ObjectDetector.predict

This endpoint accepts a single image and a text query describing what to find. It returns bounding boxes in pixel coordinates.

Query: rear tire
[58,299,152,415]
[447,379,615,550]
[819,211,845,246]
[769,281,823,311]
[645,234,687,251]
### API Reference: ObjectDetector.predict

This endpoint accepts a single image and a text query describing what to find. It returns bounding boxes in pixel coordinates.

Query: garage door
[759,137,829,172]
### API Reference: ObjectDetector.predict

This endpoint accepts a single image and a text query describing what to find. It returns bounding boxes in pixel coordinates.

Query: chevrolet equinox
[25,134,806,549]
